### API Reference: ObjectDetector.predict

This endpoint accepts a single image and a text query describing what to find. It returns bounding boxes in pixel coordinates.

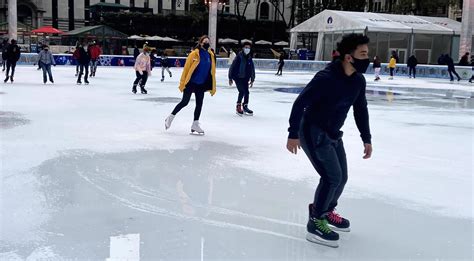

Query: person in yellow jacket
[165,35,216,135]
[388,55,396,80]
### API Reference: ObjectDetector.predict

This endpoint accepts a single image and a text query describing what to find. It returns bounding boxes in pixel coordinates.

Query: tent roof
[290,10,462,35]
[31,26,64,34]
[63,25,127,38]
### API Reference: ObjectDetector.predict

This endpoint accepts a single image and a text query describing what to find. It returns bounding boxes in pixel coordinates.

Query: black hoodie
[288,60,371,144]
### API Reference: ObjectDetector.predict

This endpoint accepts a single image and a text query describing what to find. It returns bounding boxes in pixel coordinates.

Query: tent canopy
[31,26,64,34]
[255,40,272,45]
[219,38,239,44]
[290,10,461,35]
[63,25,127,39]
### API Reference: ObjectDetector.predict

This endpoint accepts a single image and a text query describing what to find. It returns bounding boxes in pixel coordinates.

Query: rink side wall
[13,53,474,79]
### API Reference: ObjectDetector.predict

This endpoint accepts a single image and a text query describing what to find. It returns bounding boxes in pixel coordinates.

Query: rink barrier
[14,53,474,79]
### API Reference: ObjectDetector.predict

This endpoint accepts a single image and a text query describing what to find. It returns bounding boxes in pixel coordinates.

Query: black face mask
[202,43,210,50]
[350,56,370,74]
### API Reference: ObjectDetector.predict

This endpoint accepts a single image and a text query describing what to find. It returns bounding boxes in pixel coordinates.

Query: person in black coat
[469,55,474,83]
[133,45,140,59]
[276,52,285,76]
[77,42,91,84]
[4,39,21,83]
[445,54,461,82]
[458,52,470,66]
[1,38,8,72]
[407,55,418,78]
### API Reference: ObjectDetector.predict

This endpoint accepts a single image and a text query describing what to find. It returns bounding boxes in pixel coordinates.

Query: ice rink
[1,65,473,260]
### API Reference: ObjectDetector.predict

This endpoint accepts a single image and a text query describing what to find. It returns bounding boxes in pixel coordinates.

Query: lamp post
[8,0,18,41]
[459,0,473,58]
[208,0,218,50]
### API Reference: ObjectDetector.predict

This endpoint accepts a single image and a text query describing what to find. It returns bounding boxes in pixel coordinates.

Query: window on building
[260,2,269,20]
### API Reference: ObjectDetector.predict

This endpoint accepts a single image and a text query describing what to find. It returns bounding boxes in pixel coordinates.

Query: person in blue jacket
[228,41,256,116]
[286,33,373,248]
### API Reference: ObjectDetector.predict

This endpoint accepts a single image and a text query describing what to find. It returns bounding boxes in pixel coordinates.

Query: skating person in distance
[165,35,217,135]
[4,39,20,83]
[160,52,172,82]
[286,33,373,248]
[373,55,381,81]
[276,52,285,76]
[37,45,56,84]
[89,41,101,77]
[388,54,396,80]
[76,41,91,85]
[132,46,152,94]
[1,38,8,72]
[228,41,256,116]
[444,54,461,82]
[407,55,418,79]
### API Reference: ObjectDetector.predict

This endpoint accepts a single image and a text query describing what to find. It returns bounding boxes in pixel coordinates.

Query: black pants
[41,63,53,83]
[409,66,416,78]
[448,68,460,81]
[5,60,16,77]
[236,79,250,105]
[276,63,284,75]
[171,82,206,121]
[77,64,89,82]
[133,71,148,87]
[389,68,394,77]
[300,122,348,218]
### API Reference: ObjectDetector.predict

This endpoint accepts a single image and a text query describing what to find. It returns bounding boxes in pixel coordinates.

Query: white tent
[290,10,461,35]
[145,35,165,41]
[128,35,144,40]
[162,37,179,42]
[255,40,272,45]
[219,38,239,44]
[275,41,289,46]
[240,39,252,43]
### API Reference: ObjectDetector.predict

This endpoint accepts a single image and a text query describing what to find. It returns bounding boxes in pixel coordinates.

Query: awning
[31,26,64,34]
[274,41,288,46]
[219,38,239,44]
[63,25,128,38]
[290,10,462,35]
[255,40,272,45]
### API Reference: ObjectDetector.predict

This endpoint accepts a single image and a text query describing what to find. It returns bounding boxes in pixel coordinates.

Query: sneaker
[327,210,351,232]
[243,104,253,116]
[191,120,204,135]
[236,103,243,116]
[165,114,175,130]
[306,205,339,248]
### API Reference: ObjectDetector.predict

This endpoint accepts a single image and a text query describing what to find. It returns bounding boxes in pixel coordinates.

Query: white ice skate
[165,114,175,130]
[190,120,205,135]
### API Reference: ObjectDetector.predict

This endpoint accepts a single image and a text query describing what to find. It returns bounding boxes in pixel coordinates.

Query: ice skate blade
[190,130,205,136]
[236,112,243,117]
[244,112,253,116]
[306,233,339,248]
[328,225,351,232]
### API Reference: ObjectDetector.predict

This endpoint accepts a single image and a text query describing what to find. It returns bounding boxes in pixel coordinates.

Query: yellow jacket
[388,57,396,68]
[179,48,216,96]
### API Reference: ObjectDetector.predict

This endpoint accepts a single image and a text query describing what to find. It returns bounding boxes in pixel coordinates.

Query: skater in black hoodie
[77,42,91,85]
[4,39,21,83]
[287,34,373,248]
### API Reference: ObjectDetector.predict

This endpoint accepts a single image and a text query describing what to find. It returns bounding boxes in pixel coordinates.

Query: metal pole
[8,0,18,41]
[459,0,473,58]
[208,0,218,50]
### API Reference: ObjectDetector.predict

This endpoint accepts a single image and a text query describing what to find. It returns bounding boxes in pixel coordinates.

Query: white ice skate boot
[191,120,205,135]
[165,114,175,130]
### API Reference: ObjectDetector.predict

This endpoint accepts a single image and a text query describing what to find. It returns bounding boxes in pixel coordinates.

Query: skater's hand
[287,139,301,154]
[249,81,254,88]
[229,79,233,86]
[363,143,372,159]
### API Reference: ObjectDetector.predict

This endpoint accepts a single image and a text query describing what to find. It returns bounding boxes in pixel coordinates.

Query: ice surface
[1,66,473,260]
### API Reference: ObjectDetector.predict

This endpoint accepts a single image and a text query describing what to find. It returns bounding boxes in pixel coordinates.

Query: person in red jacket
[89,41,101,77]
